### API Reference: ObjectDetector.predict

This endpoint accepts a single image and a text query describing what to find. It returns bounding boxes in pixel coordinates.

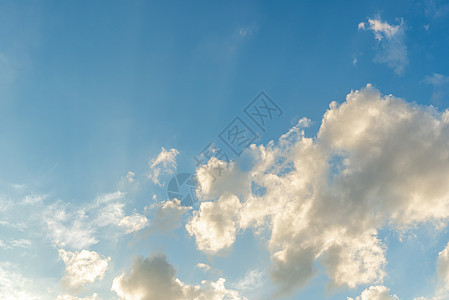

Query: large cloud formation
[188,84,449,297]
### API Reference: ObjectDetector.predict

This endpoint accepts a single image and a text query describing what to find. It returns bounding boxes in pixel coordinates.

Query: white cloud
[190,84,449,296]
[433,242,449,299]
[44,202,97,249]
[186,194,242,254]
[119,213,148,234]
[148,147,179,185]
[21,194,47,205]
[348,285,399,300]
[0,219,25,231]
[94,202,125,227]
[195,157,249,200]
[0,239,31,249]
[409,242,449,299]
[126,171,135,183]
[196,263,212,272]
[437,242,449,286]
[111,253,245,300]
[93,191,125,207]
[0,263,42,299]
[59,249,110,289]
[232,269,265,291]
[44,191,147,248]
[359,18,408,74]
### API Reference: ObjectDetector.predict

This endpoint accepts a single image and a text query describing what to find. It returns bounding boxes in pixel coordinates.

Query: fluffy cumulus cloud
[188,84,449,296]
[59,249,110,289]
[359,18,408,74]
[195,158,250,200]
[186,194,242,254]
[148,147,179,185]
[348,285,399,300]
[111,253,244,300]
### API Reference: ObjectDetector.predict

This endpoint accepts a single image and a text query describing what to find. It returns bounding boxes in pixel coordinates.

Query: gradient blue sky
[1,1,449,299]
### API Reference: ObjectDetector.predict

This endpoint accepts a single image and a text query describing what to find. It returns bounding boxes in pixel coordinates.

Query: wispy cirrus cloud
[423,73,449,102]
[44,191,147,249]
[148,147,179,186]
[359,17,408,74]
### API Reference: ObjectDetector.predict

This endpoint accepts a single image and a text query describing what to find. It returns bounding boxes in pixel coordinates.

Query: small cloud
[423,73,449,102]
[423,73,449,86]
[233,269,265,291]
[21,194,47,205]
[11,183,26,190]
[196,263,212,272]
[148,147,179,186]
[0,239,31,249]
[424,0,449,19]
[359,17,408,74]
[352,52,363,66]
[239,25,258,37]
[94,191,125,207]
[59,249,110,290]
[0,220,26,231]
[119,213,148,234]
[126,171,135,183]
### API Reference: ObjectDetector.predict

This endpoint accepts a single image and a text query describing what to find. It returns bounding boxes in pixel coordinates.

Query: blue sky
[1,1,449,299]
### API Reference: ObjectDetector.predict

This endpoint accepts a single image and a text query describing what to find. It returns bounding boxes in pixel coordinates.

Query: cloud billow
[188,84,449,297]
